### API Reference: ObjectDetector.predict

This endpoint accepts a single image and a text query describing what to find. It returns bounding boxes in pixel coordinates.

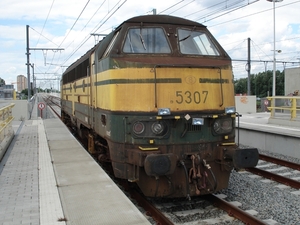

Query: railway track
[41,94,61,118]
[43,94,300,224]
[118,155,300,225]
[116,154,300,224]
[143,193,271,225]
[246,154,300,189]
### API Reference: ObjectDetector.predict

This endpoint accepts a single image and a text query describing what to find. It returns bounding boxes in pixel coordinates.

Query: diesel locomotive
[61,15,258,199]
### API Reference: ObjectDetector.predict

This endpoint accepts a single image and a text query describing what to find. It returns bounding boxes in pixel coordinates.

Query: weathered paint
[60,14,258,198]
[92,67,234,112]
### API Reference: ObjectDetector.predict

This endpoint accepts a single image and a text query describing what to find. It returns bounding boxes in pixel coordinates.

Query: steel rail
[119,181,173,225]
[43,95,61,119]
[130,190,173,225]
[203,194,269,225]
[246,167,300,189]
[259,154,300,171]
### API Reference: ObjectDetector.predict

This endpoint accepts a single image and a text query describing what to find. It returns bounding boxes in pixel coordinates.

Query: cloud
[0,0,299,87]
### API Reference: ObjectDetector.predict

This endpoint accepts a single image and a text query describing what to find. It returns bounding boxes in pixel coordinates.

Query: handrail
[267,96,300,119]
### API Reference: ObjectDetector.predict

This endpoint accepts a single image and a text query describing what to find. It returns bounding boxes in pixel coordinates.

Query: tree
[234,70,284,97]
[21,88,34,98]
[234,77,247,95]
[0,78,5,86]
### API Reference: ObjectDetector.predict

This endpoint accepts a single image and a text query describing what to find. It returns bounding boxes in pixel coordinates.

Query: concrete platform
[0,100,150,225]
[44,118,150,225]
[236,112,300,159]
[237,112,300,138]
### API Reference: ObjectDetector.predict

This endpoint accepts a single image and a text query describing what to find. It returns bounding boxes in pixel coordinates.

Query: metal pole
[26,25,31,101]
[247,37,251,96]
[31,63,35,95]
[272,0,276,98]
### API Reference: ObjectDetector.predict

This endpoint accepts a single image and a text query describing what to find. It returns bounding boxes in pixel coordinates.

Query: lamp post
[267,0,283,117]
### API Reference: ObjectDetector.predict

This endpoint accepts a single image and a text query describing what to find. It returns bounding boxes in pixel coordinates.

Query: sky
[0,0,300,90]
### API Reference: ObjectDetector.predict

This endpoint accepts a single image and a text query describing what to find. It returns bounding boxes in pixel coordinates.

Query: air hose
[180,160,191,201]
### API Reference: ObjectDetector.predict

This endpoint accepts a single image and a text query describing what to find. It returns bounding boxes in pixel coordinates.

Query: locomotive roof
[118,14,206,28]
[63,15,207,75]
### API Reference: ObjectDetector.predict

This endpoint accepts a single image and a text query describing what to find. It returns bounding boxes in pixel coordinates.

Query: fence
[267,96,300,120]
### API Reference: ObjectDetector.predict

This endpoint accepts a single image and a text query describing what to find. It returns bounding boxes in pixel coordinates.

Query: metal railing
[0,103,15,133]
[267,96,300,119]
[0,103,15,160]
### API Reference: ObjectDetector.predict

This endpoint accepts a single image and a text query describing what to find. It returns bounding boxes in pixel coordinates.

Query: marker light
[192,118,204,125]
[133,121,145,134]
[158,108,171,115]
[225,106,236,114]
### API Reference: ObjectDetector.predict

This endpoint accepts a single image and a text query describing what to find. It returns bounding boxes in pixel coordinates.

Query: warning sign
[38,102,45,110]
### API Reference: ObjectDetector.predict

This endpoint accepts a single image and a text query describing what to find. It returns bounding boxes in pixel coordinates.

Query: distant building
[16,75,27,92]
[0,84,15,100]
[285,67,300,96]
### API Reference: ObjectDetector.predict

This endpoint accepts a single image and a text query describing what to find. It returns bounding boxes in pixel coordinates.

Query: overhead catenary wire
[31,0,92,82]
[167,0,195,15]
[184,0,231,18]
[58,0,91,48]
[208,0,300,27]
[47,0,290,71]
[159,0,185,14]
[35,0,56,46]
[59,0,127,68]
[195,0,259,23]
[47,0,107,74]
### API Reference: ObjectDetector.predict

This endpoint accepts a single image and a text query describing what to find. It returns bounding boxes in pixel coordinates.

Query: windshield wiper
[139,33,147,50]
[179,26,196,42]
[140,23,147,50]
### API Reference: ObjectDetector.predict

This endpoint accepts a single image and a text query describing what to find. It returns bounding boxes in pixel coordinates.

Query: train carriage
[61,15,258,198]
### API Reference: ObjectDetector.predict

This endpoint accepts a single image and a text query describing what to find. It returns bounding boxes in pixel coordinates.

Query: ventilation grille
[186,122,201,132]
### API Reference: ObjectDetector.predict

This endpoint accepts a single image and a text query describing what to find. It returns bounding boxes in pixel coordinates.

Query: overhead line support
[26,25,64,101]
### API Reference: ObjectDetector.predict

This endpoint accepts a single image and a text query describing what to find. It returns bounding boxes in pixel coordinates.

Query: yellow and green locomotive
[61,15,258,198]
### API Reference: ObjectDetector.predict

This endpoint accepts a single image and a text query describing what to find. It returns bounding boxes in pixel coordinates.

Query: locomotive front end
[135,113,259,198]
[58,14,262,199]
[98,15,260,198]
[104,64,258,198]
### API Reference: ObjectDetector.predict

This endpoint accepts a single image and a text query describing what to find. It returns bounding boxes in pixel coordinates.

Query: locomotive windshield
[123,28,171,54]
[178,28,220,56]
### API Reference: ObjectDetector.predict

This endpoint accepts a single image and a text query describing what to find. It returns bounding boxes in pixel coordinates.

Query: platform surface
[237,112,300,138]
[0,101,150,225]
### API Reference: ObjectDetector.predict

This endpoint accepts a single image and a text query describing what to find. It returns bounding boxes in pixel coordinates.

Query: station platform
[237,112,300,138]
[236,112,300,160]
[0,101,151,225]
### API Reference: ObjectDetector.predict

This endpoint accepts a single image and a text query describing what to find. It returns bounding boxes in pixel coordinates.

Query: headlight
[158,108,171,115]
[213,118,233,134]
[132,120,168,138]
[133,121,145,134]
[225,106,236,114]
[151,122,165,134]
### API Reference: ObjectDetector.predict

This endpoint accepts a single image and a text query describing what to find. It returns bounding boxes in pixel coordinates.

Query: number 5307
[175,90,208,104]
